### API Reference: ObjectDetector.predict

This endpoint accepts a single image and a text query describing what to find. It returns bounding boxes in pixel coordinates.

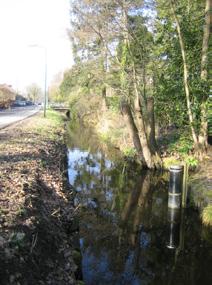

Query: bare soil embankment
[0,111,77,284]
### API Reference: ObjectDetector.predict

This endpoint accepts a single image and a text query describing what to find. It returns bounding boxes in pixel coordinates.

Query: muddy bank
[0,111,77,284]
[189,145,212,224]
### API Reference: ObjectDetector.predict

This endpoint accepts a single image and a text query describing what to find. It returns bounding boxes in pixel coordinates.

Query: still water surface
[67,125,212,285]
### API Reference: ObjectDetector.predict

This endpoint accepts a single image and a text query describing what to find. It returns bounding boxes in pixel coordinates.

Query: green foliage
[160,128,199,168]
[100,133,111,144]
[59,60,105,102]
[154,0,209,132]
[9,232,26,248]
[168,135,193,155]
[184,156,198,168]
[122,147,137,158]
[160,129,193,155]
[63,0,210,160]
[106,96,120,112]
[49,86,63,103]
[162,157,181,170]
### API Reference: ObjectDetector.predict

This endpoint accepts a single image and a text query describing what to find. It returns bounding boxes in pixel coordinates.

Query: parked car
[26,101,34,106]
[12,100,26,107]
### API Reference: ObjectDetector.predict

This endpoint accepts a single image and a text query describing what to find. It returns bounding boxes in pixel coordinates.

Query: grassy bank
[0,110,77,284]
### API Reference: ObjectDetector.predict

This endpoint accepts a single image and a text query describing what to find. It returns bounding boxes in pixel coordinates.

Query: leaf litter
[0,113,78,285]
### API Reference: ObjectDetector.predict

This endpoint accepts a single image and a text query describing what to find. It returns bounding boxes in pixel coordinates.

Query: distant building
[0,84,16,108]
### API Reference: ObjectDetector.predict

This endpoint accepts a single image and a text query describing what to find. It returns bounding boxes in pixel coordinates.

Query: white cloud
[0,0,73,92]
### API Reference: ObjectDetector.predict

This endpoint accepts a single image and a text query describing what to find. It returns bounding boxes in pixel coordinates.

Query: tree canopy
[59,0,211,166]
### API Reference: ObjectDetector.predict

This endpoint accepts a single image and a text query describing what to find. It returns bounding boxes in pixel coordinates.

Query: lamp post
[28,44,48,117]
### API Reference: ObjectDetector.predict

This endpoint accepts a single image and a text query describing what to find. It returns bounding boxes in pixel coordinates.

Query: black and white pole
[168,165,184,209]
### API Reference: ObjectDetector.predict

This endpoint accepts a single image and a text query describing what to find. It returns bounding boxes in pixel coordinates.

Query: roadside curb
[0,109,41,131]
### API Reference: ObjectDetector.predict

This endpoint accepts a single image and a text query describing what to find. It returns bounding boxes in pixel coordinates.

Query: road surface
[0,106,40,129]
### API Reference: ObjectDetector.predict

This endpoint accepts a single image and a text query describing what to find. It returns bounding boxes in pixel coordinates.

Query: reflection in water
[67,125,212,285]
[167,208,181,250]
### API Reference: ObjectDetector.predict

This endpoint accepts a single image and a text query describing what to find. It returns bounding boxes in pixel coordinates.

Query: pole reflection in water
[66,124,212,285]
[167,208,181,249]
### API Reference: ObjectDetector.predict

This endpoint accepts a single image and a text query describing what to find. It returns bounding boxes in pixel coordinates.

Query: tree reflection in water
[67,125,212,285]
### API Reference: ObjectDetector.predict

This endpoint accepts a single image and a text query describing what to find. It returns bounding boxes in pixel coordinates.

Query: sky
[0,0,73,94]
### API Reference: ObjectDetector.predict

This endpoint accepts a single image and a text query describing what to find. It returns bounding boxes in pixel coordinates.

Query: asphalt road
[0,106,40,129]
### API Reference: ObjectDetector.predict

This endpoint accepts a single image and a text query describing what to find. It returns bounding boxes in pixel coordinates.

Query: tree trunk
[146,97,158,153]
[101,85,108,112]
[134,92,162,168]
[132,62,162,169]
[170,0,199,145]
[133,85,154,168]
[121,0,161,168]
[198,0,211,151]
[101,40,108,112]
[121,101,145,165]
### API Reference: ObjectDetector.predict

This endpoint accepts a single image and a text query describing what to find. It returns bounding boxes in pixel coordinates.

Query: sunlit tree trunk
[121,101,145,165]
[101,41,109,112]
[198,0,211,151]
[171,0,211,156]
[122,3,161,169]
[146,97,158,153]
[133,84,155,168]
[170,0,199,145]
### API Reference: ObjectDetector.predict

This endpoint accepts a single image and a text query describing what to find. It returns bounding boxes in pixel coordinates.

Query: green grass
[31,109,64,136]
[162,156,182,169]
[46,109,64,125]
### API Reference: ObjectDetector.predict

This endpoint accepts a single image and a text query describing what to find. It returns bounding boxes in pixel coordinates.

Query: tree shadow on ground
[0,146,77,284]
[0,153,41,163]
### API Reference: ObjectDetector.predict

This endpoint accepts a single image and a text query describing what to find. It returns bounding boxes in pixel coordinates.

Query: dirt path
[0,112,77,285]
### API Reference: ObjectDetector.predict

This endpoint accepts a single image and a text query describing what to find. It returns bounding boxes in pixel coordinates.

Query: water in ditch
[67,124,212,285]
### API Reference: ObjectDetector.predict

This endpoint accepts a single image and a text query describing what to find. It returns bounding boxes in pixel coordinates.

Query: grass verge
[0,110,77,284]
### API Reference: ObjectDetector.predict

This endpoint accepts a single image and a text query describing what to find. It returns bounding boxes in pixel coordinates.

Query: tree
[48,72,64,103]
[66,0,210,164]
[26,83,42,103]
[156,0,211,156]
[68,0,162,168]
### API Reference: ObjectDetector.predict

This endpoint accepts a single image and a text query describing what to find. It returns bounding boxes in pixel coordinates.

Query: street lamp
[28,44,48,117]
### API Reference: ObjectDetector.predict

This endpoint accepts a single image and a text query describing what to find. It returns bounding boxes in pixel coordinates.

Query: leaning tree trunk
[198,0,211,152]
[134,87,154,168]
[146,97,158,153]
[132,64,162,169]
[100,41,109,112]
[120,0,161,169]
[121,101,145,166]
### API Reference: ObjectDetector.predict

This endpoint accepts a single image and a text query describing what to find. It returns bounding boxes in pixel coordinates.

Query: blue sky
[0,0,73,93]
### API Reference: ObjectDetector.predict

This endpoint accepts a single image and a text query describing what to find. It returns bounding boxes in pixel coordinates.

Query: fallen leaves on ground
[0,113,78,285]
